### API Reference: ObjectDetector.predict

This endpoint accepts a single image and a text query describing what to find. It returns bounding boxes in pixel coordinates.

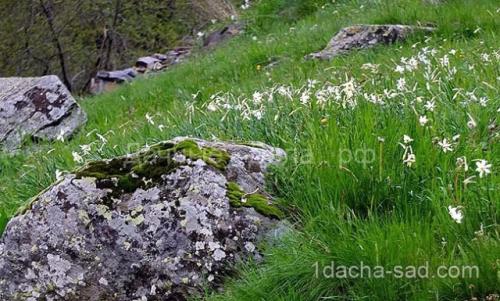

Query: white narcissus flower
[55,170,64,181]
[300,91,310,105]
[72,151,83,164]
[145,113,154,125]
[252,110,263,120]
[479,97,488,107]
[440,55,449,67]
[396,78,406,91]
[80,144,91,155]
[419,115,429,126]
[448,206,464,224]
[207,102,218,112]
[424,100,435,112]
[252,91,263,104]
[403,152,416,167]
[438,138,453,153]
[475,160,492,178]
[403,135,414,144]
[56,129,65,142]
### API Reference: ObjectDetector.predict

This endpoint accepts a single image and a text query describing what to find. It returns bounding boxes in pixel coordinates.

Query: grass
[0,0,499,300]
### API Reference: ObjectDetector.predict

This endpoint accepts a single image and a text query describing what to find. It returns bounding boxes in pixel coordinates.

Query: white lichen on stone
[244,242,256,252]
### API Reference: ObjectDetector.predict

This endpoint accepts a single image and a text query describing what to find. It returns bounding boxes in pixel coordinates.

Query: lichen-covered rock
[0,76,87,152]
[307,24,435,60]
[0,138,286,300]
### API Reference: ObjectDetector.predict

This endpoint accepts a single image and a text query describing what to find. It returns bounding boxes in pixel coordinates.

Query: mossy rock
[17,140,233,215]
[75,139,230,194]
[2,138,286,300]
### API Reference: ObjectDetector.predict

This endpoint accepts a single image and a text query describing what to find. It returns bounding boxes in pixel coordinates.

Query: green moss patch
[226,182,284,219]
[170,140,230,171]
[75,139,230,194]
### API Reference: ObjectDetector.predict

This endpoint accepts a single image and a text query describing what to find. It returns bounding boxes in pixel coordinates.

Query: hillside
[0,0,236,92]
[0,0,499,300]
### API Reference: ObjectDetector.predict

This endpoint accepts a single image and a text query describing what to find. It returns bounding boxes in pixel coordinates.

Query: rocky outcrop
[90,20,244,95]
[0,75,87,152]
[0,137,286,300]
[90,48,192,95]
[90,68,138,95]
[90,21,244,95]
[307,24,435,60]
[203,24,243,48]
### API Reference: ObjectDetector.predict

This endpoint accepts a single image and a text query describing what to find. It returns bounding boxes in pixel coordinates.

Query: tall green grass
[0,0,498,300]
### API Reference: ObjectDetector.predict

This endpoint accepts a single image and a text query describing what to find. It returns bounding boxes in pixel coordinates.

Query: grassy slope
[0,0,498,300]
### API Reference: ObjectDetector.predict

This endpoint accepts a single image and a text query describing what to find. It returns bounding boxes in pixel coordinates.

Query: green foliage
[0,0,499,300]
[170,139,231,171]
[242,0,332,32]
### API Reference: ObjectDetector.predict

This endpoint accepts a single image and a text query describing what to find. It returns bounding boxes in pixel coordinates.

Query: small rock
[203,23,244,48]
[0,75,87,152]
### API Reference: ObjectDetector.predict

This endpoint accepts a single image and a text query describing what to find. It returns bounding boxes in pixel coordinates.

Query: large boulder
[307,24,435,60]
[0,138,286,300]
[0,75,87,152]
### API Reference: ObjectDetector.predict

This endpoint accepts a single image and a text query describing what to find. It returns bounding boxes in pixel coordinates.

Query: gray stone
[164,47,192,66]
[307,24,435,60]
[135,57,163,73]
[90,68,138,95]
[95,68,137,83]
[203,24,243,48]
[90,48,192,95]
[0,137,286,300]
[0,75,87,152]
